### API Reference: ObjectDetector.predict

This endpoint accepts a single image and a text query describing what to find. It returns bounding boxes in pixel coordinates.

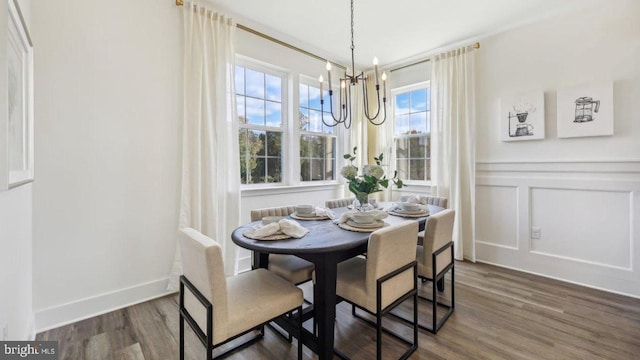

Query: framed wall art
[500,91,545,141]
[557,81,614,138]
[6,0,34,188]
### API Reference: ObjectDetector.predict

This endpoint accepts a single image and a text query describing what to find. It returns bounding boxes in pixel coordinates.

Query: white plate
[346,219,384,229]
[294,212,317,218]
[392,207,425,214]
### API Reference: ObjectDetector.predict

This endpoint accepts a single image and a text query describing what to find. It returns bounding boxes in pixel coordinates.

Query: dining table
[231,202,445,360]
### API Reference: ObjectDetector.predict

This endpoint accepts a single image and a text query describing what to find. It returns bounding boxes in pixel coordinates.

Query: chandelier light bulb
[381,72,387,81]
[373,57,378,65]
[326,61,332,71]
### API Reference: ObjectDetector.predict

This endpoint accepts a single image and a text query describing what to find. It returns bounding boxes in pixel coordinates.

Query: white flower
[363,165,384,179]
[341,165,358,179]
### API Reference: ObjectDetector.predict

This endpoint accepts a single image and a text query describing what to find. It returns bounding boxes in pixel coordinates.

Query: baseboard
[34,278,175,333]
[475,259,640,300]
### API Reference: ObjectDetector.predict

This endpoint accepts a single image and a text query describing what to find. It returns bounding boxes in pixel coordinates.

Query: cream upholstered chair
[416,209,455,333]
[250,206,315,286]
[335,221,419,360]
[325,197,355,209]
[416,196,448,245]
[179,228,304,360]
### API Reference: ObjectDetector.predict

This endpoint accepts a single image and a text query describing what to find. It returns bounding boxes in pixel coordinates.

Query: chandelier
[319,0,387,129]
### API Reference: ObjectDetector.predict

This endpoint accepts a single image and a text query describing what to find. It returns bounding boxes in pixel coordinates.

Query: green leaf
[343,154,352,159]
[378,153,384,162]
[353,146,358,154]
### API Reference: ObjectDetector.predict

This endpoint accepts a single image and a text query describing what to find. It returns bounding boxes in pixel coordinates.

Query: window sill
[241,182,344,197]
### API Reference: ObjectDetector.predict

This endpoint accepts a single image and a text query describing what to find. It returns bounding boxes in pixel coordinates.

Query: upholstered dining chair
[335,221,419,360]
[413,209,456,333]
[250,206,315,286]
[416,196,448,246]
[325,197,355,209]
[178,228,304,360]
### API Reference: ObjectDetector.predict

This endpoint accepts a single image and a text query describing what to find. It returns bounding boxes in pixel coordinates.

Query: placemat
[387,209,430,218]
[291,213,330,221]
[243,229,293,241]
[338,221,389,233]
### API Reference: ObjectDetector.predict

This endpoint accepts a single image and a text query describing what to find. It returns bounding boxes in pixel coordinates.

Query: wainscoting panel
[476,185,519,249]
[475,160,640,298]
[530,187,631,269]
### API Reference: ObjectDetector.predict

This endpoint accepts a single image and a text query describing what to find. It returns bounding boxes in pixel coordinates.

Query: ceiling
[204,0,596,69]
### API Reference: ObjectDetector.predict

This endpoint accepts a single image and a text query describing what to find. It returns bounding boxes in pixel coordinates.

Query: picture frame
[500,91,545,141]
[6,0,34,188]
[557,81,614,138]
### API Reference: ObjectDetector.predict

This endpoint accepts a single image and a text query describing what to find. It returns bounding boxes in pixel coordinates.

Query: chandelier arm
[345,81,352,129]
[362,77,383,121]
[321,90,345,127]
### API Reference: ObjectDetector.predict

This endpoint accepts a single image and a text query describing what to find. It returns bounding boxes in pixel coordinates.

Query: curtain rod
[389,42,480,73]
[176,0,346,71]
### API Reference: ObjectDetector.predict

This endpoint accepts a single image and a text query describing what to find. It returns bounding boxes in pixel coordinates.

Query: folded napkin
[278,219,309,238]
[334,209,389,224]
[249,219,309,239]
[405,194,427,205]
[314,207,337,219]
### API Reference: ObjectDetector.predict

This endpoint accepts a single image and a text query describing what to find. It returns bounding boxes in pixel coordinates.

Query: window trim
[297,75,341,184]
[391,81,432,186]
[236,58,288,186]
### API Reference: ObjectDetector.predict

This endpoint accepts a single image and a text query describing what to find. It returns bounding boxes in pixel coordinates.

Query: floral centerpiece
[340,147,404,211]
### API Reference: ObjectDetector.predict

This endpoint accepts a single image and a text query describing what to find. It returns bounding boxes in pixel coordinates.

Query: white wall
[0,0,34,341]
[31,0,182,331]
[475,0,640,297]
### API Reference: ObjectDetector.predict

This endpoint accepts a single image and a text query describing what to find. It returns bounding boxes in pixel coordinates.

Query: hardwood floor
[36,261,640,359]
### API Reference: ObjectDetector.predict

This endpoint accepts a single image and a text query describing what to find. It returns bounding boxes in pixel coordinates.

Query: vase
[354,192,370,212]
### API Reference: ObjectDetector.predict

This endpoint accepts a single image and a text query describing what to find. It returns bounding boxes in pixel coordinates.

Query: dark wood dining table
[231,203,445,360]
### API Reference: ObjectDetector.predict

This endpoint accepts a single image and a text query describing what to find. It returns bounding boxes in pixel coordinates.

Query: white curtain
[431,47,476,262]
[169,2,240,290]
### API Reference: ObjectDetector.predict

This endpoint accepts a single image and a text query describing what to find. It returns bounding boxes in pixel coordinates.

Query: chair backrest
[325,197,355,209]
[421,209,455,276]
[250,205,297,222]
[366,221,418,310]
[425,196,448,208]
[179,228,229,341]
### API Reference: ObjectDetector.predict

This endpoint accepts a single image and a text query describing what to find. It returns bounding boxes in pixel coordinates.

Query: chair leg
[437,277,445,292]
[432,277,438,333]
[297,306,303,360]
[376,310,382,360]
[179,314,185,360]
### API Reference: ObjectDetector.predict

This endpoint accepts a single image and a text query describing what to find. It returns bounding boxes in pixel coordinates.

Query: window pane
[310,136,324,158]
[236,95,246,123]
[409,112,427,134]
[265,101,282,127]
[246,98,265,126]
[299,109,310,132]
[250,158,266,184]
[426,112,431,133]
[251,130,265,156]
[309,86,321,110]
[395,114,410,136]
[322,89,331,108]
[425,87,431,111]
[266,131,282,157]
[410,159,425,181]
[265,74,281,102]
[395,92,410,114]
[235,66,245,95]
[325,138,336,180]
[395,138,409,159]
[240,156,247,184]
[311,159,324,180]
[267,158,281,183]
[300,159,310,181]
[300,135,310,157]
[299,84,309,108]
[245,69,264,98]
[425,159,431,181]
[322,112,335,134]
[409,136,427,158]
[396,158,409,179]
[410,89,428,112]
[309,109,322,133]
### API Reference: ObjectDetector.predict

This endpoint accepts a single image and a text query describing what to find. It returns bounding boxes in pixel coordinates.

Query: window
[298,82,336,181]
[236,64,285,184]
[393,83,431,182]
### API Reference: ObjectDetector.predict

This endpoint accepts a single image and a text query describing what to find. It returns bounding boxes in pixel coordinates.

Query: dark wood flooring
[36,261,640,359]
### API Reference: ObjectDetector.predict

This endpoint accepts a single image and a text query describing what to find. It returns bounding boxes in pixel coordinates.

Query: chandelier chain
[350,0,355,51]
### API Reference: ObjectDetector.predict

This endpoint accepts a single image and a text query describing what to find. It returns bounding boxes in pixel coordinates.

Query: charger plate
[243,228,293,241]
[338,221,388,233]
[387,208,429,218]
[291,212,330,221]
